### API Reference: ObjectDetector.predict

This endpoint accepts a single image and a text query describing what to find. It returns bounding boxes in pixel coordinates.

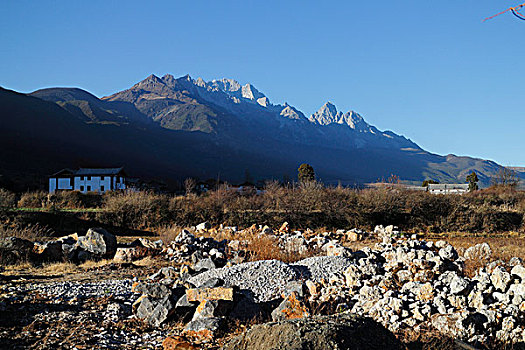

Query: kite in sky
[484,2,525,21]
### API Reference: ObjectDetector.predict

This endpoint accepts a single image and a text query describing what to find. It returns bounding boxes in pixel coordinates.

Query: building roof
[50,168,75,177]
[75,167,125,176]
[50,167,125,177]
[428,184,469,190]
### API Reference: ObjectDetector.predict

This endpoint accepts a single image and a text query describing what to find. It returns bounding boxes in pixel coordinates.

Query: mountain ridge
[0,73,518,190]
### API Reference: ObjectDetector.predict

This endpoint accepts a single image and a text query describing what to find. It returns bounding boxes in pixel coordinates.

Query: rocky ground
[0,224,525,349]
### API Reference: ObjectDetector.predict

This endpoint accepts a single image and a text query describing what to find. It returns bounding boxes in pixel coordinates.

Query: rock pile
[0,228,163,265]
[303,239,525,345]
[162,230,230,271]
[131,227,525,347]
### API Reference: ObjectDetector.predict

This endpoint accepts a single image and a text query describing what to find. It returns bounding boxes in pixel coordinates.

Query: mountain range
[0,73,515,191]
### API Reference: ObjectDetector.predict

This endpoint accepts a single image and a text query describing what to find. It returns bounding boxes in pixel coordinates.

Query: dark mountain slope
[30,87,152,126]
[1,73,517,190]
[0,87,314,190]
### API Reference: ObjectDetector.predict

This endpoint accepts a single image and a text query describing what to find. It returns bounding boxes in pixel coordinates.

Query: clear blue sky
[1,1,524,165]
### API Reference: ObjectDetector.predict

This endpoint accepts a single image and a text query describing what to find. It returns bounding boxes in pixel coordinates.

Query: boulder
[113,246,149,263]
[347,231,362,242]
[193,257,216,272]
[464,243,492,261]
[186,287,233,302]
[491,266,511,292]
[32,241,63,263]
[147,296,176,327]
[132,282,173,299]
[271,292,310,322]
[162,336,197,350]
[76,228,117,258]
[184,317,223,340]
[511,265,525,281]
[224,313,402,350]
[175,230,196,244]
[196,222,211,232]
[0,237,34,265]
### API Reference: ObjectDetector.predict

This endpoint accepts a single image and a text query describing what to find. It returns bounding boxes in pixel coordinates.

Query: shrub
[99,191,170,230]
[0,188,16,210]
[18,191,48,208]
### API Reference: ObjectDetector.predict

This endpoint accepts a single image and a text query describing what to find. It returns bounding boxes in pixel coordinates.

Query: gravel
[6,279,134,302]
[188,260,301,302]
[292,256,354,282]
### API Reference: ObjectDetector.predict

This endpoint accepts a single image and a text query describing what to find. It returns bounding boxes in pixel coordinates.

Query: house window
[100,185,104,192]
[87,185,91,191]
[87,176,91,181]
[102,176,105,181]
[80,186,84,191]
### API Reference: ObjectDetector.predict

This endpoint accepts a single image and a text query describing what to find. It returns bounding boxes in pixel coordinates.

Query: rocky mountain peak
[135,74,165,89]
[241,84,264,101]
[310,102,341,125]
[309,102,373,132]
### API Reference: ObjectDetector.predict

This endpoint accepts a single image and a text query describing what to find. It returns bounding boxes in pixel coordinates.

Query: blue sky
[1,0,524,165]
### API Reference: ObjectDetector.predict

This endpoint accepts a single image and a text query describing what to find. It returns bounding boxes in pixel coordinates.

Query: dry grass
[156,224,187,244]
[206,227,318,263]
[2,261,78,277]
[397,323,457,350]
[441,234,525,262]
[133,256,161,267]
[0,223,53,240]
[1,259,116,277]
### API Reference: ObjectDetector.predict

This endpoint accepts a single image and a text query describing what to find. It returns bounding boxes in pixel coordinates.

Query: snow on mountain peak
[310,102,372,132]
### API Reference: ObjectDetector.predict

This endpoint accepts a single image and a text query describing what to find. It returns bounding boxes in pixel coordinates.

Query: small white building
[428,183,469,195]
[49,168,127,194]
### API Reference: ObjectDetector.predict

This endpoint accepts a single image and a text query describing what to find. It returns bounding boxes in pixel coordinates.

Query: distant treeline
[1,183,525,234]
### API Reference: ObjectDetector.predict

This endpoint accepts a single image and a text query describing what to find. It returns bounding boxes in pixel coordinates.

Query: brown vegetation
[96,184,525,234]
[2,184,524,238]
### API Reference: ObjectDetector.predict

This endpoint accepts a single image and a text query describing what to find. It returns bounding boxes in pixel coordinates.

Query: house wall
[74,176,113,193]
[49,178,56,193]
[49,177,73,193]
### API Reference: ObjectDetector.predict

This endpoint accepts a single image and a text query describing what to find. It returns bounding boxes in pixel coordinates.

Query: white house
[49,168,127,194]
[427,183,469,195]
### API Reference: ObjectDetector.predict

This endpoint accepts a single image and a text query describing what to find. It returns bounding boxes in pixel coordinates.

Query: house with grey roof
[427,183,469,195]
[49,167,127,194]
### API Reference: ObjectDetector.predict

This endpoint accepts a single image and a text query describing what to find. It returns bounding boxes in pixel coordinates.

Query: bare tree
[491,168,520,188]
[184,178,197,196]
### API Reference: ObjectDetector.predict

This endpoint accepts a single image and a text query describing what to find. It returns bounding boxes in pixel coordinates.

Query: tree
[422,179,439,187]
[466,171,479,192]
[243,169,254,185]
[298,163,315,183]
[491,168,520,188]
[184,177,197,196]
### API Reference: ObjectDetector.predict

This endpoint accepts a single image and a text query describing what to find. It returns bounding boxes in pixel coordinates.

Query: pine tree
[298,163,315,183]
[466,171,479,192]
